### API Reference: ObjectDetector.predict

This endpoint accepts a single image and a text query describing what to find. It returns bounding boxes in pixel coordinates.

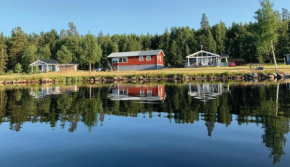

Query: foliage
[0,1,289,72]
[57,45,72,64]
[14,63,22,73]
[0,33,8,73]
[22,44,38,72]
[80,33,102,73]
[254,0,279,63]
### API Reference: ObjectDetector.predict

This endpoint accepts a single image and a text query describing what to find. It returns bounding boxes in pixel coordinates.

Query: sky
[0,0,290,36]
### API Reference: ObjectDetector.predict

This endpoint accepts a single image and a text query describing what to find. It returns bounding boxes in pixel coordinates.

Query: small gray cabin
[30,60,78,73]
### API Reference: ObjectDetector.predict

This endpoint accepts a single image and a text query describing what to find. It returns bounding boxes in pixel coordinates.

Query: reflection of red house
[108,84,166,101]
[108,50,165,71]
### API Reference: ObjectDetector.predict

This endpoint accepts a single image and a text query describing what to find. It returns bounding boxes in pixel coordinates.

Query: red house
[107,84,166,101]
[107,49,165,71]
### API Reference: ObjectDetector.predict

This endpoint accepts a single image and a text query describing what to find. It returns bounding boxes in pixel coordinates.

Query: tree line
[0,0,289,73]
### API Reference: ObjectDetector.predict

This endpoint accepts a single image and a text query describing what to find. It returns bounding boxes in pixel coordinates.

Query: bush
[6,70,14,75]
[14,63,22,74]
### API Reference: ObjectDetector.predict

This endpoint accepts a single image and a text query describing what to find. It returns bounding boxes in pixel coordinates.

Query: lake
[0,82,290,167]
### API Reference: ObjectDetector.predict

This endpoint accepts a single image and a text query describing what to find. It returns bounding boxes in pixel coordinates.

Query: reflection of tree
[262,116,289,165]
[0,83,290,164]
[0,89,7,124]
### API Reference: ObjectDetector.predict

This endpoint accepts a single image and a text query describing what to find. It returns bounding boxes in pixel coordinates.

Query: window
[140,90,145,96]
[112,58,118,63]
[146,56,151,61]
[147,90,152,96]
[119,57,128,63]
[139,56,144,61]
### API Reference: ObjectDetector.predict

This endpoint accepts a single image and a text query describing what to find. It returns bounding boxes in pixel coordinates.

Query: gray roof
[38,60,76,65]
[108,49,164,58]
[40,60,58,64]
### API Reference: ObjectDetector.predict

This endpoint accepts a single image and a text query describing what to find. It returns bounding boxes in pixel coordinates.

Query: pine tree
[282,8,290,21]
[39,44,51,60]
[57,45,72,64]
[14,63,22,74]
[0,33,8,73]
[80,34,102,74]
[212,21,227,54]
[7,27,28,70]
[201,14,210,30]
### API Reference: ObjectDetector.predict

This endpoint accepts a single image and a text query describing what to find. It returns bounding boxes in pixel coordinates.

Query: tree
[282,8,290,21]
[201,13,210,30]
[0,33,8,73]
[22,44,38,72]
[14,63,22,74]
[7,27,28,70]
[80,34,102,74]
[198,29,217,52]
[39,44,51,60]
[212,21,227,54]
[57,45,72,64]
[254,0,279,64]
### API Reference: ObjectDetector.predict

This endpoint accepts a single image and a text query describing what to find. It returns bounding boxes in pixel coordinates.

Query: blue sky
[1,0,289,36]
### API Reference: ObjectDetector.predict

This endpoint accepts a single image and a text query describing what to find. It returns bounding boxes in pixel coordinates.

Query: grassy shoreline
[0,65,289,82]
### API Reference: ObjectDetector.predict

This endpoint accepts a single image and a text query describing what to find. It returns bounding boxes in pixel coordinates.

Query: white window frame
[146,56,151,61]
[119,57,128,63]
[112,58,119,63]
[139,56,144,61]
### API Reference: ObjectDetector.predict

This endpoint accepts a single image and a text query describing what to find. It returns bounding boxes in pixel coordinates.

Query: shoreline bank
[0,71,289,85]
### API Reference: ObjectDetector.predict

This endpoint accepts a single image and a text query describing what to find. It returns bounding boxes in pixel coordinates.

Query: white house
[185,50,228,67]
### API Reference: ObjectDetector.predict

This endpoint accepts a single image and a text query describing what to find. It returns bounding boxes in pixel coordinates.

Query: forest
[0,0,290,73]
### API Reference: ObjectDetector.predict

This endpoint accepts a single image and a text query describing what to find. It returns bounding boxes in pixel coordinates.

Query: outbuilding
[107,50,165,71]
[30,59,78,73]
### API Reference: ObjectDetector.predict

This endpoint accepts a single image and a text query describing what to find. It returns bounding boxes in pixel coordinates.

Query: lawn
[0,64,289,80]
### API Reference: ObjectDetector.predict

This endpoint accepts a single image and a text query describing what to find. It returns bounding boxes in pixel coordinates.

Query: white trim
[146,55,151,61]
[139,56,144,61]
[186,50,220,58]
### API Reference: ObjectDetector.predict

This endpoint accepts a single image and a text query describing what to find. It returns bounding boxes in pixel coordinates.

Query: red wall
[113,52,164,66]
[115,85,165,100]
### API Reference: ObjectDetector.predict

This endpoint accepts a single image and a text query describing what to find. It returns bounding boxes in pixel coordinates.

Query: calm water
[1,82,290,167]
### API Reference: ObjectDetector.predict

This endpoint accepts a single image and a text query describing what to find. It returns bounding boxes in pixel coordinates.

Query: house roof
[186,50,220,58]
[30,59,77,65]
[40,60,58,64]
[108,49,164,58]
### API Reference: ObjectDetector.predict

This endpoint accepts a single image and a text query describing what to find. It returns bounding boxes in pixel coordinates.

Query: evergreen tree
[39,44,51,60]
[57,45,72,64]
[201,13,210,30]
[212,21,227,54]
[282,8,290,21]
[80,34,102,74]
[198,29,217,52]
[22,44,38,72]
[0,33,8,73]
[7,27,28,70]
[14,63,22,74]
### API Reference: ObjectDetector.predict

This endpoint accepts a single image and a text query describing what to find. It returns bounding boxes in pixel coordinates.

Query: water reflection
[107,84,166,101]
[29,85,79,99]
[0,82,290,165]
[187,83,230,104]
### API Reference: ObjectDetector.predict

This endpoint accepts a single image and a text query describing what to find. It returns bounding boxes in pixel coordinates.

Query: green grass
[0,64,289,81]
